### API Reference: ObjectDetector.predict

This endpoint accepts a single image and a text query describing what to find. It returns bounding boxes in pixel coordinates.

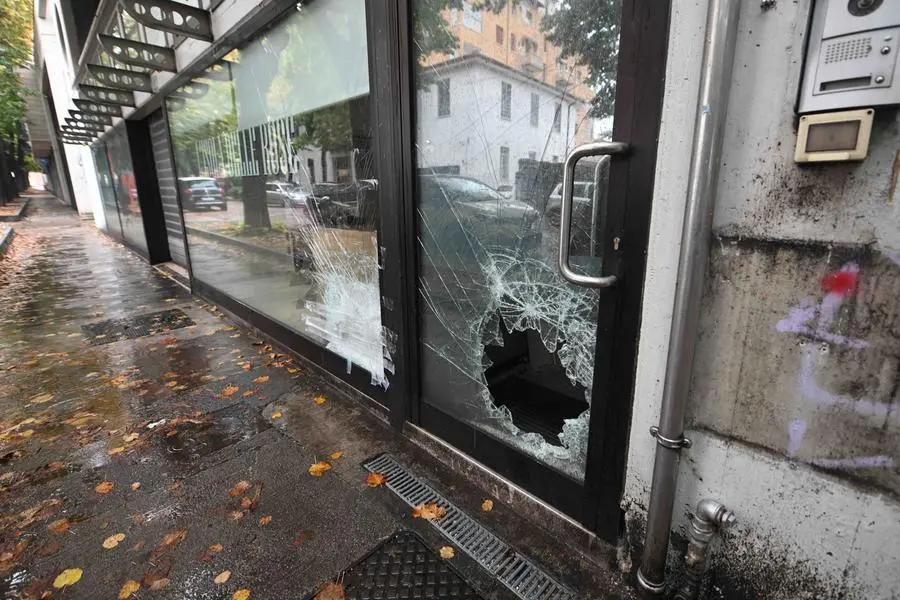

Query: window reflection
[167,0,386,385]
[92,127,146,254]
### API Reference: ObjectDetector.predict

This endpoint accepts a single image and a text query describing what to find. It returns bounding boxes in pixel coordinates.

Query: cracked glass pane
[413,0,620,480]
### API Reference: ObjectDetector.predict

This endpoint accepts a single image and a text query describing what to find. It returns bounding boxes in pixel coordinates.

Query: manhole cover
[311,531,483,600]
[82,309,194,345]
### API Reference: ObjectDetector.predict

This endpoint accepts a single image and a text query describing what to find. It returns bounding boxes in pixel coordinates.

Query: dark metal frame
[156,102,194,285]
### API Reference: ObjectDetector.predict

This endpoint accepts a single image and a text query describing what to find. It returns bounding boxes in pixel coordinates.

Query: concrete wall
[624,0,900,598]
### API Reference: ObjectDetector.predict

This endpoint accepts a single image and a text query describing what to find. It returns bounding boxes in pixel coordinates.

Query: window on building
[500,82,512,120]
[553,103,561,132]
[496,25,504,44]
[530,93,539,127]
[510,33,516,51]
[437,79,450,117]
[528,151,537,160]
[552,155,559,163]
[522,37,537,55]
[500,146,510,181]
[462,2,482,32]
[521,3,533,23]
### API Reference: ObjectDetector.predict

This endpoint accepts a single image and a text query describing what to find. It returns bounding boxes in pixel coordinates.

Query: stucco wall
[625,0,900,597]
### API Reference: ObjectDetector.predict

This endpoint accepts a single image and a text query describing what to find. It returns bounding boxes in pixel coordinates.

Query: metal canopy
[64,119,107,132]
[121,0,213,42]
[73,99,123,117]
[86,65,153,92]
[79,85,136,107]
[69,111,114,126]
[98,34,177,72]
[168,80,209,100]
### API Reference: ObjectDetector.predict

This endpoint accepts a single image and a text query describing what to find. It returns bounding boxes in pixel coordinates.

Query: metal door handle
[557,141,628,288]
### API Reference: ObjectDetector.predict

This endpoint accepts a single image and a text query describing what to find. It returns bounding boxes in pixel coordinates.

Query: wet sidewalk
[0,196,633,600]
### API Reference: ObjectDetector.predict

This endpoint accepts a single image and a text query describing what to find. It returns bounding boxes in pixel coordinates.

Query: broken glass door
[412,0,623,483]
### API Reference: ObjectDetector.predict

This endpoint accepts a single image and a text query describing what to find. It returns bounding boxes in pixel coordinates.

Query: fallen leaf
[123,433,139,443]
[214,570,231,584]
[366,472,386,488]
[166,380,179,388]
[53,568,83,588]
[313,395,326,405]
[48,519,70,534]
[162,337,178,345]
[315,582,345,600]
[412,502,446,520]
[143,571,171,590]
[129,541,146,552]
[108,446,126,455]
[287,367,300,374]
[234,590,251,600]
[29,393,54,404]
[229,480,251,497]
[439,546,455,559]
[253,375,269,384]
[239,497,256,510]
[221,385,239,397]
[131,482,141,491]
[118,579,140,599]
[329,451,343,460]
[242,363,253,371]
[271,411,283,419]
[163,371,178,379]
[292,531,313,546]
[242,390,255,398]
[102,533,126,549]
[259,515,272,526]
[481,499,494,512]
[95,481,114,494]
[37,541,61,556]
[161,530,187,547]
[148,577,170,590]
[228,510,245,521]
[308,461,332,477]
[209,543,223,553]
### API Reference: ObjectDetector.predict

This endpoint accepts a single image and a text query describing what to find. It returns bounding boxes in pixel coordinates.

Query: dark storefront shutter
[148,109,187,268]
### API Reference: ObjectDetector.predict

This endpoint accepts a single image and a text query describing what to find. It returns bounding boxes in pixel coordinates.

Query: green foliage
[291,103,353,154]
[22,153,41,172]
[0,0,33,144]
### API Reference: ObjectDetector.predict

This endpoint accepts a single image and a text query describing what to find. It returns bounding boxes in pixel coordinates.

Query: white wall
[34,0,104,223]
[417,59,579,187]
[625,0,900,597]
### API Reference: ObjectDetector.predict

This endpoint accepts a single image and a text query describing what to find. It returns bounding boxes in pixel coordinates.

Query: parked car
[496,184,514,200]
[179,177,226,211]
[543,181,596,228]
[266,181,310,208]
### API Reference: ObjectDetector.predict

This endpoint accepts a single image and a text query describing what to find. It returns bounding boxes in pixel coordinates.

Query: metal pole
[636,0,741,594]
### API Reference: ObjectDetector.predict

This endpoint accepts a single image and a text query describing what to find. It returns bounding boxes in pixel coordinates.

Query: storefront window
[104,126,148,254]
[92,143,123,241]
[167,0,386,385]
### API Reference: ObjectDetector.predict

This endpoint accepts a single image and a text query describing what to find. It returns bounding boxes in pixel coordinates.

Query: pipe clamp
[650,426,692,449]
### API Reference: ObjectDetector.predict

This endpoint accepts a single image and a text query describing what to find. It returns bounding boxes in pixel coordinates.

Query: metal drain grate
[310,530,483,600]
[363,454,576,600]
[82,309,194,345]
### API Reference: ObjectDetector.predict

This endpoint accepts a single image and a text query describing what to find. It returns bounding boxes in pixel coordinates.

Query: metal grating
[363,454,576,600]
[311,531,483,600]
[82,309,194,345]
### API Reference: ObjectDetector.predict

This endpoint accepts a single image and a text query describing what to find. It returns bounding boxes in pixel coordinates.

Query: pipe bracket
[650,426,692,450]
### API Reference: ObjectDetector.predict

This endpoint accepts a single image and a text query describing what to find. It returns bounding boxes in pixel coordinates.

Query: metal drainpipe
[636,0,741,595]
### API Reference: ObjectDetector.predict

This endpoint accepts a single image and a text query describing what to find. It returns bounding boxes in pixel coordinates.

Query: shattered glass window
[413,0,620,480]
[166,0,389,387]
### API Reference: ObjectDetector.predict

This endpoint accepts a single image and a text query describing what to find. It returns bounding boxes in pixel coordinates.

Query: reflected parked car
[543,181,595,228]
[418,175,541,254]
[266,182,310,208]
[179,177,226,211]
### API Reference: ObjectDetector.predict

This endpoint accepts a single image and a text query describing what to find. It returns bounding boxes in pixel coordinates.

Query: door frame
[373,0,671,541]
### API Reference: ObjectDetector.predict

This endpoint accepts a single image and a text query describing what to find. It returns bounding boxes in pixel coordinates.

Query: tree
[0,0,32,142]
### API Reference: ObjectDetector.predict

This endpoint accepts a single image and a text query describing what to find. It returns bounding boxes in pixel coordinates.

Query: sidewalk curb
[185,225,290,262]
[0,226,14,256]
[0,198,30,222]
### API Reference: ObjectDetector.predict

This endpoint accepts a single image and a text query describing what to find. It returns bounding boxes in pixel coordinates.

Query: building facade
[37,0,900,598]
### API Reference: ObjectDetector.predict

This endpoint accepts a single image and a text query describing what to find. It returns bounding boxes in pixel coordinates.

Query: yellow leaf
[308,461,332,477]
[242,390,255,397]
[229,480,251,497]
[166,380,178,388]
[481,499,494,512]
[259,515,272,527]
[287,367,300,374]
[271,411,283,419]
[123,433,139,443]
[439,546,455,559]
[118,579,140,599]
[233,589,251,600]
[366,472,386,488]
[329,451,343,460]
[102,533,125,549]
[29,393,54,404]
[242,363,253,371]
[313,395,327,405]
[108,446,126,456]
[221,385,239,397]
[148,577,170,590]
[95,481,114,494]
[209,543,224,553]
[412,502,446,520]
[315,582,345,600]
[161,529,187,547]
[228,510,245,521]
[214,570,231,584]
[53,568,83,588]
[253,375,269,384]
[48,519,70,534]
[131,482,141,491]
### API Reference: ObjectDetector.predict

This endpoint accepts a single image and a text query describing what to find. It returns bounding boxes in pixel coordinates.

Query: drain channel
[363,454,575,600]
